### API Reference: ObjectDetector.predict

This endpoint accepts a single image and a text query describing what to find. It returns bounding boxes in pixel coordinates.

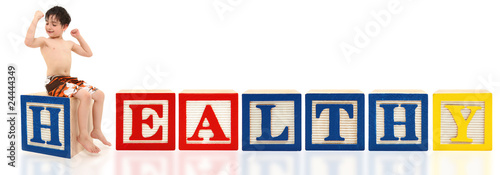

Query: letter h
[29,106,62,146]
[379,104,418,141]
[369,91,428,151]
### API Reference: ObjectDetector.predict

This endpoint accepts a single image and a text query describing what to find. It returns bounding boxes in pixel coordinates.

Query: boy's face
[45,15,68,38]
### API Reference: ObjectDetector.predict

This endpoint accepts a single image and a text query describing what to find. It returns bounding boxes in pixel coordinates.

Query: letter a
[188,105,230,141]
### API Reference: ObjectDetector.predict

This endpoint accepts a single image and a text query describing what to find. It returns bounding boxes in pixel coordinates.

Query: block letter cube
[242,90,301,151]
[116,90,175,150]
[369,90,428,151]
[306,90,365,150]
[179,90,238,150]
[433,90,492,151]
[21,92,92,158]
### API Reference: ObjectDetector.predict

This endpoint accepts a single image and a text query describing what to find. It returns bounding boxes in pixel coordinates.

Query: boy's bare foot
[77,135,100,153]
[91,129,112,146]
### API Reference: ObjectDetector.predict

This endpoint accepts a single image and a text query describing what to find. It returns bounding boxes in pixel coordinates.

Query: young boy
[25,6,110,153]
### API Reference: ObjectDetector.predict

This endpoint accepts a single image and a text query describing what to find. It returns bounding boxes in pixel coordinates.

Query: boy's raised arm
[71,29,93,57]
[25,11,45,48]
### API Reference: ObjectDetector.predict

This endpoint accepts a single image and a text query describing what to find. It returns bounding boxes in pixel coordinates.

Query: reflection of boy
[25,6,110,153]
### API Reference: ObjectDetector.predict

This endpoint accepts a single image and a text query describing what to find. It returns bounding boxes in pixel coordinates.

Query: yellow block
[433,90,492,151]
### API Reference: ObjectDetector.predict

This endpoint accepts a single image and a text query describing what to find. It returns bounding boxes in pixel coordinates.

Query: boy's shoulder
[64,40,76,48]
[63,39,75,44]
[42,38,75,49]
[54,39,76,47]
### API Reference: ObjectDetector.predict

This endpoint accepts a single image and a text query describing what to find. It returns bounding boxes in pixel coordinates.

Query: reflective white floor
[14,143,495,175]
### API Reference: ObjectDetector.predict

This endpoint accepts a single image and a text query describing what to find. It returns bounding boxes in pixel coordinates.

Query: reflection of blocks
[179,90,238,150]
[369,90,428,151]
[21,92,92,158]
[306,90,364,150]
[116,152,174,175]
[116,90,175,150]
[306,152,363,175]
[433,90,492,151]
[242,152,299,175]
[432,152,491,174]
[21,151,73,175]
[179,152,237,175]
[242,90,301,151]
[369,152,427,175]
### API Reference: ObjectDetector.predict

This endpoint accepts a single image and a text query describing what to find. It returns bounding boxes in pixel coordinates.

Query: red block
[179,90,238,150]
[116,90,175,150]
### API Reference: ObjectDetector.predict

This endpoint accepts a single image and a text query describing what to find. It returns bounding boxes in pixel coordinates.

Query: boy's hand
[34,11,44,20]
[71,29,80,38]
[71,28,93,57]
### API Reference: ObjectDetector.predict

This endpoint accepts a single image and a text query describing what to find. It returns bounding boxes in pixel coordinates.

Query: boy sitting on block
[25,6,111,153]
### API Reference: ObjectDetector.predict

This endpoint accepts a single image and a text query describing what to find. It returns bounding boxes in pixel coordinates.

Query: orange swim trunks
[45,76,98,97]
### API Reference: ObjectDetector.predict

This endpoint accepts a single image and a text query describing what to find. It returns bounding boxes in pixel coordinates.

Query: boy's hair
[45,6,71,27]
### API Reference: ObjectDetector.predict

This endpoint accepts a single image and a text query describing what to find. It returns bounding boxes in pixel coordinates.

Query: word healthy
[20,89,492,158]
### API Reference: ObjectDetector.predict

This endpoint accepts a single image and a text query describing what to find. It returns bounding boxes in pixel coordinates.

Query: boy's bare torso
[41,38,74,76]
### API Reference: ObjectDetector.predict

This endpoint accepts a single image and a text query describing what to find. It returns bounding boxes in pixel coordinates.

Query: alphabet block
[242,90,301,151]
[21,92,92,158]
[305,90,364,150]
[369,90,428,151]
[179,90,238,150]
[116,90,175,150]
[433,90,492,151]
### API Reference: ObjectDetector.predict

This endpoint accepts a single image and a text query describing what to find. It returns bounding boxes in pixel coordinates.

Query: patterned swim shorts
[45,76,98,97]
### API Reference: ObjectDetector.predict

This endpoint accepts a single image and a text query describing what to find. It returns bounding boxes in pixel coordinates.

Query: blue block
[242,90,301,151]
[305,91,364,150]
[369,91,428,151]
[21,94,71,158]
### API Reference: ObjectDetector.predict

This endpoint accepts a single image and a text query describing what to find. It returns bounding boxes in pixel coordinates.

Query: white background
[1,0,499,174]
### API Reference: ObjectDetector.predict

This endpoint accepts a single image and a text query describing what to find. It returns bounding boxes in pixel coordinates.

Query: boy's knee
[93,90,104,101]
[76,90,92,102]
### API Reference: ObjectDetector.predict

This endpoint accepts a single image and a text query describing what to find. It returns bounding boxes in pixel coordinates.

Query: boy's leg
[73,90,100,153]
[89,90,111,146]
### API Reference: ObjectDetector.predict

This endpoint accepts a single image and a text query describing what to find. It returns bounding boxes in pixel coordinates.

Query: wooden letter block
[305,90,365,150]
[116,90,175,150]
[369,90,428,151]
[21,92,92,158]
[433,90,492,151]
[179,90,238,150]
[242,90,301,151]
